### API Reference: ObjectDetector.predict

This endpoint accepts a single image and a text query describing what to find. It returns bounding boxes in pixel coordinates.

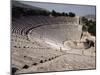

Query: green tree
[65,13,68,16]
[68,12,76,17]
[52,10,57,16]
[81,17,96,36]
[62,12,66,16]
[88,21,96,36]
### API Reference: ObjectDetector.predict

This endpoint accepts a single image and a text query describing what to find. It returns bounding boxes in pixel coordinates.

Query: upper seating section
[11,16,80,49]
[12,16,80,35]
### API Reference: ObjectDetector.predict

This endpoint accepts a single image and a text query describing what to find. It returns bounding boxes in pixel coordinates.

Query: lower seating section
[12,47,63,70]
[11,33,52,49]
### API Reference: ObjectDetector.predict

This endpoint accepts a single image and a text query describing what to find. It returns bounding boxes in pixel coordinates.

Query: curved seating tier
[11,16,80,71]
[12,47,63,70]
[11,16,95,74]
[12,16,79,35]
[12,16,80,48]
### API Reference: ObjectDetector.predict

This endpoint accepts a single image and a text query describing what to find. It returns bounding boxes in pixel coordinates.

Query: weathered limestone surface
[16,53,95,74]
[29,24,82,48]
[11,16,96,74]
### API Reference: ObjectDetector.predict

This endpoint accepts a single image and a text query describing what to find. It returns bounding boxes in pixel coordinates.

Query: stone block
[66,49,82,55]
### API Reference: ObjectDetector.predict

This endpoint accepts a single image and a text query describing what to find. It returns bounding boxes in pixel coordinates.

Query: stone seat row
[12,47,63,70]
[12,16,79,36]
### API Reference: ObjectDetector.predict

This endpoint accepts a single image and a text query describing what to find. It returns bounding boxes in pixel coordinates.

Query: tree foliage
[51,10,75,17]
[81,17,96,36]
[12,6,76,18]
[68,12,76,17]
[12,6,25,17]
